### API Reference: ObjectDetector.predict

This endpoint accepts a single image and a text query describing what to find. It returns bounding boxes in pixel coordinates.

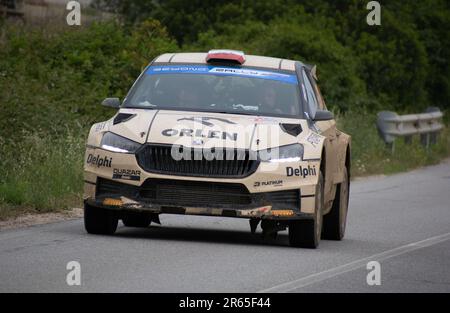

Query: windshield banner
[146,65,298,85]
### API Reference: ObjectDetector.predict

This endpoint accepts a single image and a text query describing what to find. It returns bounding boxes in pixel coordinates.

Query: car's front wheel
[289,171,324,248]
[84,203,118,235]
[322,166,349,240]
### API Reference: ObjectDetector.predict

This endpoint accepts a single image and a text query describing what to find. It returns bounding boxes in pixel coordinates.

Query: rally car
[83,50,351,248]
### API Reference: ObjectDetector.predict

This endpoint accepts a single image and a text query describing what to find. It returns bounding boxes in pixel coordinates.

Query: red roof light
[206,49,246,64]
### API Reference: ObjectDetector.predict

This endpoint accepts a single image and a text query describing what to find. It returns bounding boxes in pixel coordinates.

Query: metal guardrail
[377,107,444,152]
[0,0,24,18]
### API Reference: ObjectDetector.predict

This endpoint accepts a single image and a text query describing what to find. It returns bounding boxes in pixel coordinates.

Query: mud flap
[249,218,260,234]
[151,213,161,225]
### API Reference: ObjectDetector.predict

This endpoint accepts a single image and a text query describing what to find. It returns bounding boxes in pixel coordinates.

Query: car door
[301,68,338,211]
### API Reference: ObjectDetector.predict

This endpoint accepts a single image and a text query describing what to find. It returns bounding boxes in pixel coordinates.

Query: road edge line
[257,232,450,293]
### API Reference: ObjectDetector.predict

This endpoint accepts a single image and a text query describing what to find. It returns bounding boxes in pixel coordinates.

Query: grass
[0,127,85,219]
[337,110,450,177]
[0,111,448,221]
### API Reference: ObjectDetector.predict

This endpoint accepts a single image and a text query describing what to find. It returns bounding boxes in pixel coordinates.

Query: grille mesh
[136,144,259,178]
[140,179,252,206]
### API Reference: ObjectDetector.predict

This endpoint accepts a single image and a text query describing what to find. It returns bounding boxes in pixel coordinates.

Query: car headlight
[258,144,304,163]
[100,132,141,153]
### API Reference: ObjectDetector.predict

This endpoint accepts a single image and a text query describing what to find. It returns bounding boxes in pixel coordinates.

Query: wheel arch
[345,142,351,179]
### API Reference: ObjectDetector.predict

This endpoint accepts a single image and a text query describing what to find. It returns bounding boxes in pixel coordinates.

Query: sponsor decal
[253,116,278,124]
[286,165,317,178]
[192,139,204,146]
[146,65,299,85]
[306,132,321,147]
[94,122,107,132]
[162,128,238,141]
[254,180,283,188]
[177,117,236,126]
[86,154,112,168]
[113,168,141,181]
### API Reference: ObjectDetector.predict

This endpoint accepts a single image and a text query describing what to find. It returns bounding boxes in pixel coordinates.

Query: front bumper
[84,146,320,218]
[85,177,315,220]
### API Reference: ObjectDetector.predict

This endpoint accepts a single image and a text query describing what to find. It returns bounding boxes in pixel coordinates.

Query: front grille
[140,179,252,207]
[136,144,259,178]
[96,178,300,210]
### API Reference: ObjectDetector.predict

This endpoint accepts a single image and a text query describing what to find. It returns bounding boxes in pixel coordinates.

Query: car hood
[106,108,308,150]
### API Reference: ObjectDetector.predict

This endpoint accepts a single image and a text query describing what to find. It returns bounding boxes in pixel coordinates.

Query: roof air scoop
[206,49,246,64]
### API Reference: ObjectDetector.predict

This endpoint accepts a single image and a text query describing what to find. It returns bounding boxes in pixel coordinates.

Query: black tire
[289,171,324,248]
[84,202,118,235]
[122,212,152,228]
[322,166,350,240]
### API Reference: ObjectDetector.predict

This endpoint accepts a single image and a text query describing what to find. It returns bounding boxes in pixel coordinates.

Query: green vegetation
[0,1,449,219]
[0,128,84,219]
[0,20,178,218]
[337,110,450,176]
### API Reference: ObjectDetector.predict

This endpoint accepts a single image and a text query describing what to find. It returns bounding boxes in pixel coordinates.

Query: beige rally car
[83,50,351,248]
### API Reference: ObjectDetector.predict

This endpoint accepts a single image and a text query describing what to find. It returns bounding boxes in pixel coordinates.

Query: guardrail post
[431,132,438,144]
[425,107,441,147]
[404,136,413,145]
[387,142,395,154]
[420,133,430,149]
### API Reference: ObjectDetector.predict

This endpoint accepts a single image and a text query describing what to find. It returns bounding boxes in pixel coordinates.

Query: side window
[302,70,319,118]
[313,83,326,110]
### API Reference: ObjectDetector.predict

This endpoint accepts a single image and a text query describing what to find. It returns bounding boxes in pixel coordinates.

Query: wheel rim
[339,168,349,235]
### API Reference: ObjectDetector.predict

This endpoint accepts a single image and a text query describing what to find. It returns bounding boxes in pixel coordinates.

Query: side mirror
[313,110,334,121]
[102,98,121,108]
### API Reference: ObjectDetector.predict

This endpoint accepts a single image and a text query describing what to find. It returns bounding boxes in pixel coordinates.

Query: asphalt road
[1,161,450,293]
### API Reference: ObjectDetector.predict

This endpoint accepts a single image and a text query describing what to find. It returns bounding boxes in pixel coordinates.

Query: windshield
[125,65,302,117]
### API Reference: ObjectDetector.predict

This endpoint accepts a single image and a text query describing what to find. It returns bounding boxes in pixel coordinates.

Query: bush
[0,19,177,140]
[0,127,85,213]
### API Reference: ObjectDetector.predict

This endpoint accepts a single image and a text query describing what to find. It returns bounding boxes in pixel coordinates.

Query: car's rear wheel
[122,212,152,228]
[84,203,118,235]
[322,166,349,240]
[289,171,324,248]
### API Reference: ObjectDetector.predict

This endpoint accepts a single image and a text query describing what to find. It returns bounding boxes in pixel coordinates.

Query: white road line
[257,232,450,293]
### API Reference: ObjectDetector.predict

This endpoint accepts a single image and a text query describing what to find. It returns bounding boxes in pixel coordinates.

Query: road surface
[1,161,450,292]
